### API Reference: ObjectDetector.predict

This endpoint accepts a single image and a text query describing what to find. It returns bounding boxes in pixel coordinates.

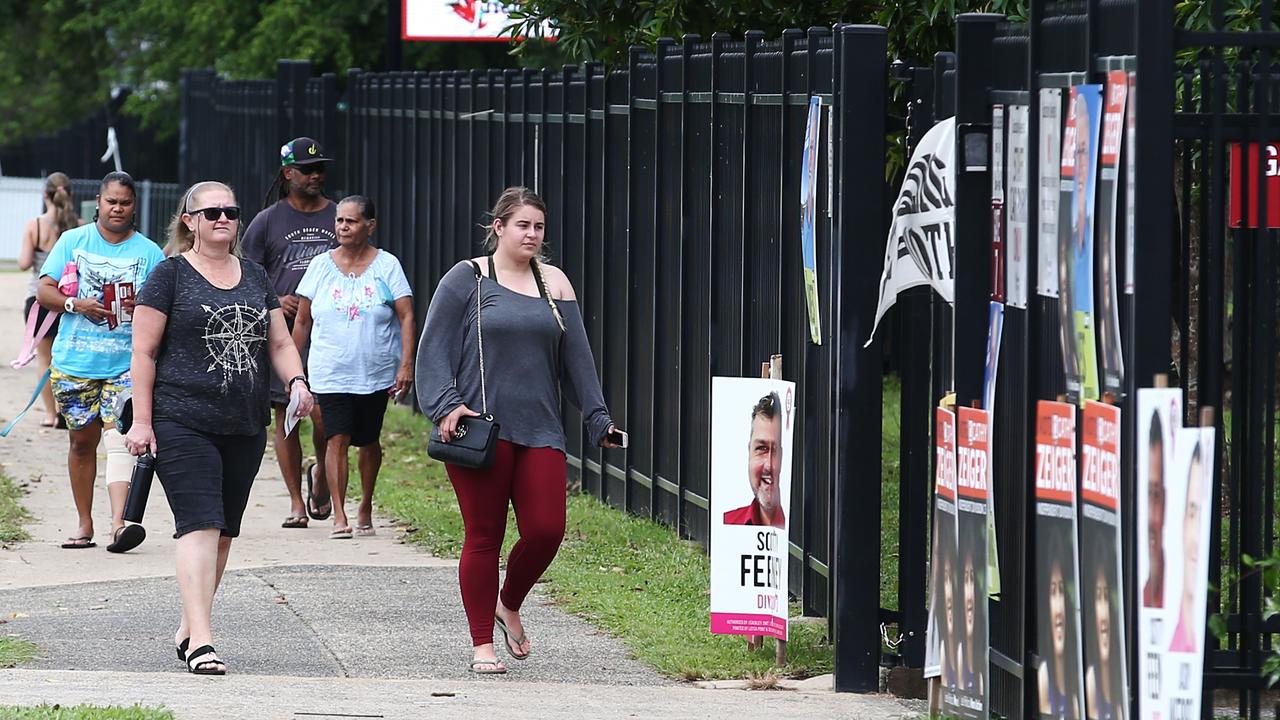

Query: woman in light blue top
[292,196,414,539]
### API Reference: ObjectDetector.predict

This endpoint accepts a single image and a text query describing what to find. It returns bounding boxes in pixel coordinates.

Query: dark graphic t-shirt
[242,199,338,297]
[138,256,281,436]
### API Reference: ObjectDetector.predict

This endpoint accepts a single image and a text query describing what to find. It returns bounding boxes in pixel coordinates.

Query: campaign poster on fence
[403,1,556,40]
[1096,72,1128,397]
[1008,104,1031,309]
[1038,89,1063,298]
[991,104,1007,302]
[926,408,958,682]
[1058,85,1103,404]
[709,376,795,641]
[943,407,990,720]
[1136,387,1183,720]
[801,96,823,345]
[1158,425,1214,720]
[867,116,956,345]
[1034,400,1086,720]
[1080,401,1129,720]
[982,302,1003,599]
[1124,72,1137,295]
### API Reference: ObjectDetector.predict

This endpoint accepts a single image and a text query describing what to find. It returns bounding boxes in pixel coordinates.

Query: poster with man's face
[1136,388,1183,720]
[926,408,958,682]
[1058,84,1103,404]
[709,377,796,642]
[942,407,989,720]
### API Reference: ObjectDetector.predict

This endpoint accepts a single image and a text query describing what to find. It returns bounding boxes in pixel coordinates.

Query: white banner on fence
[709,377,796,642]
[866,117,956,346]
[0,177,44,261]
[1007,105,1031,309]
[1038,89,1063,298]
[402,1,555,41]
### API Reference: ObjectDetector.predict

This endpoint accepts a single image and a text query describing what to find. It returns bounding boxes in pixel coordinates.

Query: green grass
[0,637,36,668]
[0,470,32,546]
[881,376,902,612]
[0,706,173,719]
[354,406,835,680]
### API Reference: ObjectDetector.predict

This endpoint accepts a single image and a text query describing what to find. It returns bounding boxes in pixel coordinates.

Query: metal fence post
[831,23,887,694]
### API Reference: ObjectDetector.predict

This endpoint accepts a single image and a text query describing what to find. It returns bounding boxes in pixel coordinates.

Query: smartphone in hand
[607,429,629,448]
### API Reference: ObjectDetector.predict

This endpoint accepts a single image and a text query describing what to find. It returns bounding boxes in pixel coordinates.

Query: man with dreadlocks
[242,137,338,530]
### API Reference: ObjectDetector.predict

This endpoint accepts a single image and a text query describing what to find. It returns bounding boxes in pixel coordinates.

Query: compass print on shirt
[201,303,269,390]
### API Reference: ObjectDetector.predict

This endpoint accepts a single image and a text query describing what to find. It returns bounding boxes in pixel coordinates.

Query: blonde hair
[484,186,564,333]
[166,180,239,256]
[44,172,78,235]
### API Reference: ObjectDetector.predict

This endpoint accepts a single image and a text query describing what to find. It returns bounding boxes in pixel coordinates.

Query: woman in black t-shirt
[125,181,316,675]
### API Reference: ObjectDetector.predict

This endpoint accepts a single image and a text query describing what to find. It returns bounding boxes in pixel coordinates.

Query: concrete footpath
[0,268,923,718]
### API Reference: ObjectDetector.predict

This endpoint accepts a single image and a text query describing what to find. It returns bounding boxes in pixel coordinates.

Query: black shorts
[153,419,267,538]
[316,392,390,447]
[22,296,60,339]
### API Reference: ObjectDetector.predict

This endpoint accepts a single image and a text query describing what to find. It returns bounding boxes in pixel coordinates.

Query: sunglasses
[190,206,241,221]
[291,164,326,176]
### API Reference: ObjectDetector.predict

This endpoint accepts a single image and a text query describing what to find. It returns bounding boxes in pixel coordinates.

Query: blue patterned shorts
[49,369,131,431]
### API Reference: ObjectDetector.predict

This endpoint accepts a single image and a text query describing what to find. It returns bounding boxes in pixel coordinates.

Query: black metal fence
[180,29,892,691]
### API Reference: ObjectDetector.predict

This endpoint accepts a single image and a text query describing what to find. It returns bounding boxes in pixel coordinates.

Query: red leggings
[446,440,567,646]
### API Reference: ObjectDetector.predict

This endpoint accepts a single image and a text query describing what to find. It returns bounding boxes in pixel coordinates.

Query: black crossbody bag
[427,261,500,469]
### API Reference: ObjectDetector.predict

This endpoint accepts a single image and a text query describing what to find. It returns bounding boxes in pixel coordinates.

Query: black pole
[832,23,887,693]
[386,0,403,71]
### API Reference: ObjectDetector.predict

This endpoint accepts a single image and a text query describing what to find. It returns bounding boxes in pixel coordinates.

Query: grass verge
[0,637,36,668]
[362,406,834,680]
[0,706,173,719]
[0,469,32,546]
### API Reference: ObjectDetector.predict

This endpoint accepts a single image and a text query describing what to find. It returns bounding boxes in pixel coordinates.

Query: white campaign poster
[1038,88,1063,298]
[1157,425,1214,720]
[991,105,1006,303]
[1137,388,1183,720]
[866,117,956,345]
[402,0,556,40]
[1007,105,1031,309]
[710,376,796,641]
[1124,72,1137,296]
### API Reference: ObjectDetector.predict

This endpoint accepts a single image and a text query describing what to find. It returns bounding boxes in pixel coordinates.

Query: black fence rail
[180,27,893,691]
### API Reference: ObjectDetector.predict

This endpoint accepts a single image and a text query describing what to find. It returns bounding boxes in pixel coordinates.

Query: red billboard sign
[1230,142,1280,229]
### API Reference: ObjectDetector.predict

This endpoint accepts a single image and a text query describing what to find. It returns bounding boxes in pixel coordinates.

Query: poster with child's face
[709,377,796,641]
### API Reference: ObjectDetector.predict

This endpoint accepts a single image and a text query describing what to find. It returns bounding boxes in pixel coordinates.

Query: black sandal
[106,524,146,554]
[176,637,189,663]
[186,645,226,675]
[305,461,332,521]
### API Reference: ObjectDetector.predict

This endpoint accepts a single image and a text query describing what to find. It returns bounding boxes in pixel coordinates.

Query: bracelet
[287,375,309,393]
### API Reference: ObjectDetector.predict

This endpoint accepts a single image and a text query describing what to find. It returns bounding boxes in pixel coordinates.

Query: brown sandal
[281,516,308,529]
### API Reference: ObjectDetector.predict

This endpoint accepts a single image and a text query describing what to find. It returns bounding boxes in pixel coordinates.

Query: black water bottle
[122,452,154,523]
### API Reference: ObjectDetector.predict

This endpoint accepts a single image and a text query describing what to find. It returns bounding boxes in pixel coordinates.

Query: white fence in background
[0,177,44,261]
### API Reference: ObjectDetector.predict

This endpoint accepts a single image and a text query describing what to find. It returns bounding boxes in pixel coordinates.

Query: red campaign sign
[935,408,957,501]
[1081,401,1121,510]
[956,407,990,501]
[1100,71,1127,168]
[1034,401,1076,504]
[1229,142,1280,228]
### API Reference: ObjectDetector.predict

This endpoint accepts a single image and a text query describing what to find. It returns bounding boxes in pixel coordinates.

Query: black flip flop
[60,536,96,549]
[106,524,146,554]
[176,637,190,663]
[186,644,227,675]
[305,462,332,520]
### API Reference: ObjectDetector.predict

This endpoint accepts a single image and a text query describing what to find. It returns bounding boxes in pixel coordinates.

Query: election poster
[1124,72,1137,295]
[709,376,796,641]
[991,104,1007,303]
[402,1,556,41]
[1080,401,1129,720]
[801,96,823,345]
[926,408,958,682]
[1096,72,1128,397]
[1038,89,1063,298]
[1137,387,1183,720]
[982,302,1004,599]
[943,407,990,720]
[1034,400,1086,720]
[1007,104,1031,309]
[1158,425,1214,719]
[1059,85,1103,404]
[867,117,956,345]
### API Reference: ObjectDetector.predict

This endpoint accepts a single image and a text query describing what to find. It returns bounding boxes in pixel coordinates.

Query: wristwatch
[63,297,77,314]
[287,375,310,393]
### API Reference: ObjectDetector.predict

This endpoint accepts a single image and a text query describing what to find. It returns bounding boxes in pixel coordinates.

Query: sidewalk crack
[247,569,351,678]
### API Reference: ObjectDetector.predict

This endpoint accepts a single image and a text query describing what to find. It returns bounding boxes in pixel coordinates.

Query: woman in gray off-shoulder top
[416,186,624,675]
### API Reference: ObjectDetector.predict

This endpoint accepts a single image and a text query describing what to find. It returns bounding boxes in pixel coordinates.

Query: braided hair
[484,186,565,333]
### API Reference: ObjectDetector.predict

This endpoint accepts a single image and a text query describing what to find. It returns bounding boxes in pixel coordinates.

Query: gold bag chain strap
[474,264,488,415]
